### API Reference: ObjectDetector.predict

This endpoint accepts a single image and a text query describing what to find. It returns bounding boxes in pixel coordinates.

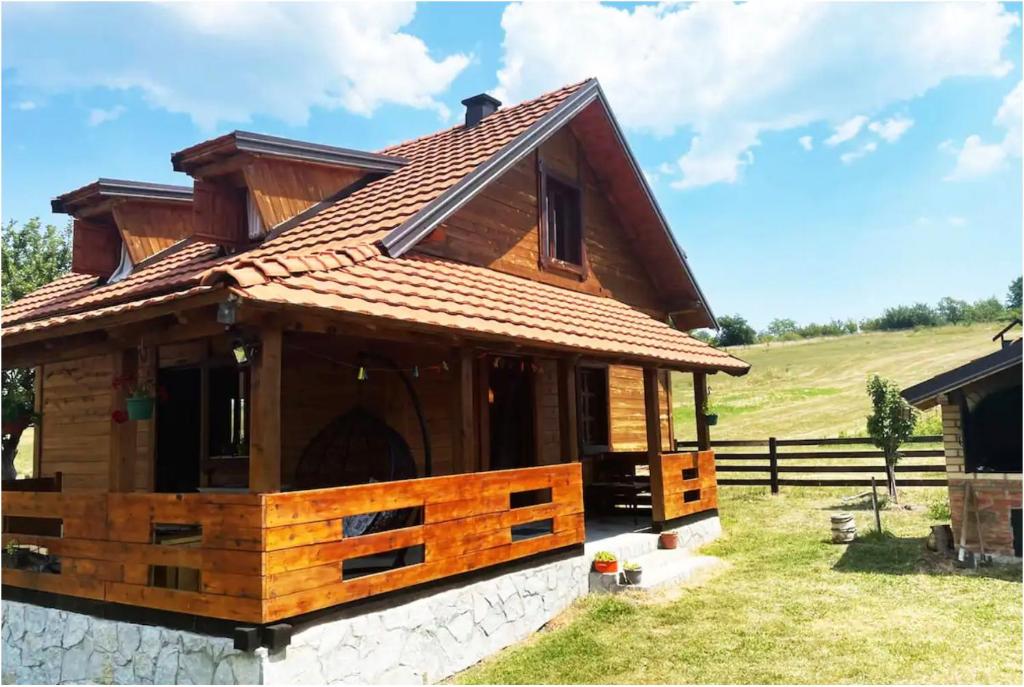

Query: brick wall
[940,396,1022,558]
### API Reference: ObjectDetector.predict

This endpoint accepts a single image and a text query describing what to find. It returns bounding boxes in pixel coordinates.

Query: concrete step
[589,547,723,594]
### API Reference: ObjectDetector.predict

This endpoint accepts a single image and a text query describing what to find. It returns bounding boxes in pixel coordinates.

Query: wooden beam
[644,366,666,522]
[109,349,138,492]
[249,326,283,493]
[693,371,710,451]
[557,356,580,464]
[476,355,491,472]
[662,370,675,451]
[32,366,43,478]
[451,349,477,474]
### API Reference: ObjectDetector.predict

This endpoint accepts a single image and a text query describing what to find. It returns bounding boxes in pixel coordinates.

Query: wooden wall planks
[415,127,668,319]
[649,450,718,523]
[1,464,584,624]
[112,201,193,264]
[609,366,673,452]
[243,157,363,231]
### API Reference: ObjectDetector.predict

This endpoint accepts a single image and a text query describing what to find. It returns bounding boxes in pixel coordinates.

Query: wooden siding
[608,366,673,452]
[280,334,456,486]
[415,127,668,318]
[533,358,562,465]
[71,219,121,278]
[1,464,584,624]
[38,355,113,491]
[112,201,193,264]
[243,157,363,230]
[649,450,718,523]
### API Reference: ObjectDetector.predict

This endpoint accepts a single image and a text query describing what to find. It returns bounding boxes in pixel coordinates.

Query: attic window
[539,162,585,276]
[106,244,134,284]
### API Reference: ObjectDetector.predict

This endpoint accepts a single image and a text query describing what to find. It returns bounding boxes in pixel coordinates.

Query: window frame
[576,363,611,455]
[537,158,588,279]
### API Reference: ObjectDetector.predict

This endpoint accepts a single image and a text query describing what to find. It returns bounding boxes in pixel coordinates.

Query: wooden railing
[675,436,946,492]
[649,451,718,523]
[1,463,584,624]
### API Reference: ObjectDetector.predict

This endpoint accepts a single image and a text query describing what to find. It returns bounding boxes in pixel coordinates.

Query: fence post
[768,437,779,495]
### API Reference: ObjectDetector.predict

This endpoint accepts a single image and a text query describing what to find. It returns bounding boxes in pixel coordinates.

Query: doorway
[487,355,535,472]
[155,367,201,493]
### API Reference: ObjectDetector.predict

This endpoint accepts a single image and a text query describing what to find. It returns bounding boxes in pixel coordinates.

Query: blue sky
[3,2,1021,329]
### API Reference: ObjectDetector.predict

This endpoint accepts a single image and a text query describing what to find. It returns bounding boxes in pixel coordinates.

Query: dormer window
[538,161,585,277]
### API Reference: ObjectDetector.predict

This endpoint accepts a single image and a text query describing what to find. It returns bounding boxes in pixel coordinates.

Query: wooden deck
[1,463,584,624]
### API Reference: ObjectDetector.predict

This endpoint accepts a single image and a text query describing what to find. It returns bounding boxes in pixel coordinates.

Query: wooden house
[1,80,749,669]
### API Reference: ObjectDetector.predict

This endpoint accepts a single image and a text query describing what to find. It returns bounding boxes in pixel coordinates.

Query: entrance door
[155,367,201,493]
[487,356,535,472]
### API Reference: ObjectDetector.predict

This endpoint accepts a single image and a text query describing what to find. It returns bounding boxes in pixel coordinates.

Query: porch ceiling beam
[236,299,734,375]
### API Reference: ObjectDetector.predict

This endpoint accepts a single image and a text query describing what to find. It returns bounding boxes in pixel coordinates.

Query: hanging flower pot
[126,396,155,421]
[705,413,719,426]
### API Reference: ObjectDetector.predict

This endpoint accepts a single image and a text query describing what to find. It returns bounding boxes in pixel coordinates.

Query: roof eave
[52,178,193,214]
[901,344,1023,408]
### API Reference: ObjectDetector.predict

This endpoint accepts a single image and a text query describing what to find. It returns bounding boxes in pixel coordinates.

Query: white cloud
[14,100,38,111]
[944,81,1022,180]
[4,3,470,130]
[825,116,868,147]
[495,2,1018,189]
[840,141,878,165]
[868,116,914,143]
[947,215,968,226]
[87,105,126,126]
[798,135,813,151]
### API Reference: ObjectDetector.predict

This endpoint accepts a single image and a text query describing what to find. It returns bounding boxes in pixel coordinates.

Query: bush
[928,499,951,522]
[716,315,757,346]
[871,303,939,331]
[964,297,1006,323]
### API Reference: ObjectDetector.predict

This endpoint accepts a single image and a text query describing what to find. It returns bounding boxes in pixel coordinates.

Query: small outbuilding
[902,327,1022,561]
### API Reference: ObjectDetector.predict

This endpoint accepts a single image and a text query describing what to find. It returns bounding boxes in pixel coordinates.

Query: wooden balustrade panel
[260,463,585,623]
[3,465,585,623]
[1,491,265,623]
[650,450,718,523]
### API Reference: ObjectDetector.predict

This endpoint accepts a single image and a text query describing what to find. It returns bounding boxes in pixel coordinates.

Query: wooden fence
[674,436,946,493]
[1,463,584,624]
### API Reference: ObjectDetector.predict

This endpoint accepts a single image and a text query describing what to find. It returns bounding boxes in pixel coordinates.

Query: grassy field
[458,487,1022,684]
[673,323,1006,441]
[13,427,34,479]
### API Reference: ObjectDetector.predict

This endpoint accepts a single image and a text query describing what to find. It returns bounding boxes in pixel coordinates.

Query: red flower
[111,410,129,424]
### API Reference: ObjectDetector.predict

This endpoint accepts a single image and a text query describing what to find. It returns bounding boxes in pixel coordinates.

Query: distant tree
[715,315,757,347]
[1,218,72,479]
[936,297,969,325]
[872,303,938,330]
[1006,276,1022,312]
[964,297,1005,323]
[689,329,716,344]
[766,318,798,338]
[865,375,918,502]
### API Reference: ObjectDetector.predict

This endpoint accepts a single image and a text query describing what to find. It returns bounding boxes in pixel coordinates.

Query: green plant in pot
[116,375,156,421]
[702,393,719,426]
[622,561,643,585]
[592,550,618,574]
[2,539,23,569]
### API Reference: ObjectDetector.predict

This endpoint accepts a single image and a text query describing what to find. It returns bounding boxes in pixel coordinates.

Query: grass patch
[457,487,1022,684]
[674,323,1005,441]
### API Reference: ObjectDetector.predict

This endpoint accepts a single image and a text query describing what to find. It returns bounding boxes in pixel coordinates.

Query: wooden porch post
[109,349,138,492]
[557,356,579,464]
[451,349,478,474]
[693,370,710,451]
[249,326,282,493]
[644,366,666,523]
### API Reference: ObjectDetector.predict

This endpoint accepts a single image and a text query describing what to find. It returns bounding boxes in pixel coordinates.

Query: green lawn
[13,427,34,478]
[673,323,1006,441]
[458,487,1022,684]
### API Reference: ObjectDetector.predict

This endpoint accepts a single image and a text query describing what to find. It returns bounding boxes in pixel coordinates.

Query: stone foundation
[2,550,588,684]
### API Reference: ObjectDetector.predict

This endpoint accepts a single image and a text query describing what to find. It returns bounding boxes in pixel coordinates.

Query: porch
[2,311,722,627]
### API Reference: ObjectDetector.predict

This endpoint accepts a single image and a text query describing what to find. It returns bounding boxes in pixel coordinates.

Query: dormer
[52,179,194,281]
[171,131,407,249]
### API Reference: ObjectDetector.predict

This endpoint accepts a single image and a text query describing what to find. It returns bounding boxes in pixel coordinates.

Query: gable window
[539,161,585,276]
[577,365,609,453]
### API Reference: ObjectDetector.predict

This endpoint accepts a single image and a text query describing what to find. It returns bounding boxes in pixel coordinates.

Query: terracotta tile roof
[2,240,225,327]
[2,285,220,338]
[3,81,587,330]
[226,247,749,374]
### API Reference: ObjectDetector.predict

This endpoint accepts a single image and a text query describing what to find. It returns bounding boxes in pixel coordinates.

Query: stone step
[589,548,723,594]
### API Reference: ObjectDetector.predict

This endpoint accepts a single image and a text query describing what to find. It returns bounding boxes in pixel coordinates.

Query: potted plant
[622,561,643,585]
[592,550,618,574]
[659,531,679,549]
[115,375,156,421]
[2,540,23,569]
[702,397,718,426]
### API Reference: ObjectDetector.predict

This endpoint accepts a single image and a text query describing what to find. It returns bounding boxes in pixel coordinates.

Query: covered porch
[2,283,740,627]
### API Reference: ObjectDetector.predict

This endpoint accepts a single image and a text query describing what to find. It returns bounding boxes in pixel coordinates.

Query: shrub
[928,498,951,522]
[872,303,939,330]
[964,297,1006,323]
[716,315,757,346]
